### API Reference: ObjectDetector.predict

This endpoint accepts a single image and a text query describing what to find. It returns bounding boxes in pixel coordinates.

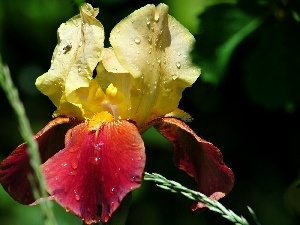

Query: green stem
[144,172,250,225]
[0,56,57,225]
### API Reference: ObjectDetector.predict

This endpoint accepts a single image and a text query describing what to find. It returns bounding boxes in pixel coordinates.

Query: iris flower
[0,3,234,224]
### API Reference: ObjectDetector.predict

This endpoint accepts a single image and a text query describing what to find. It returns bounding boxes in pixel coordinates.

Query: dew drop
[110,201,115,208]
[130,41,134,45]
[70,170,77,176]
[146,18,151,26]
[65,207,70,212]
[130,176,139,183]
[61,162,68,167]
[134,37,141,44]
[75,194,80,201]
[79,41,82,47]
[78,67,82,73]
[177,52,181,56]
[93,142,103,151]
[176,62,181,69]
[110,187,115,195]
[72,160,78,169]
[154,10,160,22]
[90,157,101,165]
[51,66,55,70]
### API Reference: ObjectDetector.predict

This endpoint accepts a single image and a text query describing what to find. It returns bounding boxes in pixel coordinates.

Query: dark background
[0,0,300,224]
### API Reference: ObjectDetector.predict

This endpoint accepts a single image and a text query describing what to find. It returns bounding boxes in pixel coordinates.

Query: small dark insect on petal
[63,44,72,54]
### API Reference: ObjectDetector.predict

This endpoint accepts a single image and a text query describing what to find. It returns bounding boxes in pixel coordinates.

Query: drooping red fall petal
[154,117,234,210]
[42,120,146,224]
[0,117,76,204]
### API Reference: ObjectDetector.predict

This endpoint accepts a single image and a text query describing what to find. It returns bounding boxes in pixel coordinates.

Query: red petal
[154,117,234,210]
[0,117,75,204]
[42,120,145,224]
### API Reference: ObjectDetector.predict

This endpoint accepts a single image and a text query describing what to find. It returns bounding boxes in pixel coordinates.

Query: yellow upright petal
[109,4,200,126]
[96,48,133,119]
[35,3,104,118]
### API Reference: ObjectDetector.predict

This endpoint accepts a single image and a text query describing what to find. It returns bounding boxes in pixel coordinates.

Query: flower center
[88,111,114,131]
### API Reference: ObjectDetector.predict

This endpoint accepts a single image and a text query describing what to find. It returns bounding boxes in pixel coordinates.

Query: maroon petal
[42,120,145,224]
[0,117,76,204]
[154,117,234,210]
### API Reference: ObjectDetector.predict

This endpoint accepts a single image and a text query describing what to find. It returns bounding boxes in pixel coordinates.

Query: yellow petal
[35,3,104,118]
[96,49,133,119]
[109,4,200,126]
[165,108,193,122]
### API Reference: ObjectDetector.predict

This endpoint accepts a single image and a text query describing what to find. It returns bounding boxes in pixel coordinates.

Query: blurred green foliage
[0,0,300,225]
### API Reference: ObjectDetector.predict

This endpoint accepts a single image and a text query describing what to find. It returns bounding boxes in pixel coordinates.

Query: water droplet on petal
[72,160,78,169]
[90,156,101,165]
[177,52,181,56]
[176,62,181,69]
[110,201,115,208]
[146,18,150,26]
[75,194,80,201]
[134,37,141,44]
[70,170,77,176]
[61,162,68,167]
[154,10,160,22]
[110,187,115,195]
[130,176,139,183]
